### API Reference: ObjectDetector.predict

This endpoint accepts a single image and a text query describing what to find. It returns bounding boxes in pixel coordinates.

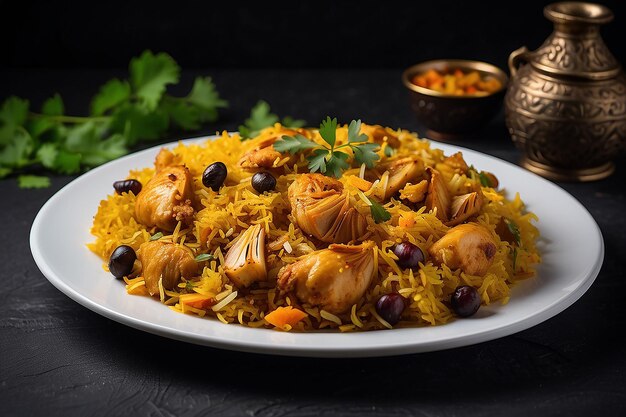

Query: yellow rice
[88,123,541,331]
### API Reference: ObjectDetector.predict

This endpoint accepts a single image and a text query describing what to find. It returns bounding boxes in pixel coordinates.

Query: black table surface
[1,69,625,417]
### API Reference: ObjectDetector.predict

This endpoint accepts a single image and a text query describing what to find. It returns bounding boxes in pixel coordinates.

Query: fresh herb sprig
[238,100,305,140]
[274,117,380,178]
[504,218,522,272]
[0,51,228,187]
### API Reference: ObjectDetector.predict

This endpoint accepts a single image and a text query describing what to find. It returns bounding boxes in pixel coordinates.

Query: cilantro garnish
[17,175,50,189]
[369,198,391,224]
[0,51,228,188]
[238,100,306,140]
[149,232,163,241]
[504,218,522,272]
[274,117,381,178]
[194,253,215,262]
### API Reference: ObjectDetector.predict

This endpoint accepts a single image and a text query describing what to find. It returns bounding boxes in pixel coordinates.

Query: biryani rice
[88,124,540,331]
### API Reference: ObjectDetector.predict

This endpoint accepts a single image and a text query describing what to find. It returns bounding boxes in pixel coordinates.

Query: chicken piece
[137,241,198,296]
[428,224,497,276]
[223,224,267,288]
[277,241,376,314]
[135,166,195,231]
[399,179,429,203]
[288,174,367,244]
[154,148,180,172]
[239,128,303,169]
[425,167,451,222]
[360,124,401,148]
[378,157,424,199]
[446,189,484,226]
[442,152,469,175]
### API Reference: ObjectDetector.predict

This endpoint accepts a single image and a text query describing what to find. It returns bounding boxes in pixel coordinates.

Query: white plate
[30,136,604,357]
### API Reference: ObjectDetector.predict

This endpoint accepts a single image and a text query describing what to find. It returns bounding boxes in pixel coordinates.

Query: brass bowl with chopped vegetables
[89,119,540,331]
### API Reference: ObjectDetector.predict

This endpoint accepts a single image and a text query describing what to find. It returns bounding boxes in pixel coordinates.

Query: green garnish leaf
[347,119,368,143]
[512,246,518,272]
[306,148,328,174]
[150,232,164,241]
[195,253,215,262]
[282,116,306,129]
[352,142,380,169]
[17,175,50,189]
[326,151,350,178]
[504,218,521,246]
[237,101,304,140]
[274,134,318,154]
[0,51,227,186]
[130,51,180,111]
[318,116,338,148]
[478,171,492,187]
[42,94,65,116]
[90,79,131,116]
[369,198,391,224]
[384,146,394,157]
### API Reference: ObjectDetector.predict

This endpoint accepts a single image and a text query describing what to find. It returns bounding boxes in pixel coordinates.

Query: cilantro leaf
[54,149,82,174]
[352,142,380,169]
[18,175,50,188]
[369,198,391,224]
[0,127,34,168]
[319,116,338,147]
[478,171,492,187]
[90,79,131,116]
[42,94,65,116]
[326,151,350,178]
[504,218,521,246]
[347,119,368,143]
[63,122,128,167]
[130,51,180,111]
[150,232,164,241]
[36,143,58,168]
[109,104,168,145]
[384,145,394,157]
[273,134,318,154]
[161,98,201,130]
[238,100,279,139]
[195,253,215,262]
[0,167,11,178]
[0,97,29,146]
[282,116,306,128]
[186,77,228,122]
[307,148,328,174]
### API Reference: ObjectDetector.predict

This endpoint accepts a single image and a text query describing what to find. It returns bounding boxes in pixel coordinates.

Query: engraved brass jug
[505,2,626,181]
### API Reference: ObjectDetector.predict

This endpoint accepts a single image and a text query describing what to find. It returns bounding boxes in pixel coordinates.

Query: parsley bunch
[0,51,227,188]
[238,100,305,140]
[275,117,390,223]
[274,117,380,178]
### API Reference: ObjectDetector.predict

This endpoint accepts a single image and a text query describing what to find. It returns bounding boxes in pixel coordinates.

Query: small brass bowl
[402,60,508,137]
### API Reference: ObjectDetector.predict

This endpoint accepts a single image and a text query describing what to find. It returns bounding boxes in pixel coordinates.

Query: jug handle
[508,46,530,77]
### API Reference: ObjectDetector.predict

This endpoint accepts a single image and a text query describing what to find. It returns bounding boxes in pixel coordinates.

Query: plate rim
[29,135,605,357]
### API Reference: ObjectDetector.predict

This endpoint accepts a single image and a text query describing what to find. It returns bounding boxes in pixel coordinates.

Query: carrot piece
[265,306,308,328]
[346,175,373,191]
[398,215,415,228]
[180,293,214,309]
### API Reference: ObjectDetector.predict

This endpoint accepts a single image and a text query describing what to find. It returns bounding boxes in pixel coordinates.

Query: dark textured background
[2,0,626,70]
[2,1,626,416]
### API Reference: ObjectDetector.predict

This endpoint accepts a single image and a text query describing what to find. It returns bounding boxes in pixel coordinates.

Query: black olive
[108,245,137,279]
[113,179,142,195]
[251,172,277,193]
[202,162,228,191]
[451,286,481,317]
[393,242,424,269]
[375,293,406,325]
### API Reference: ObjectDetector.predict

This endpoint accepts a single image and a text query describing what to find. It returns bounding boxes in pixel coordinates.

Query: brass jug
[505,2,626,181]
